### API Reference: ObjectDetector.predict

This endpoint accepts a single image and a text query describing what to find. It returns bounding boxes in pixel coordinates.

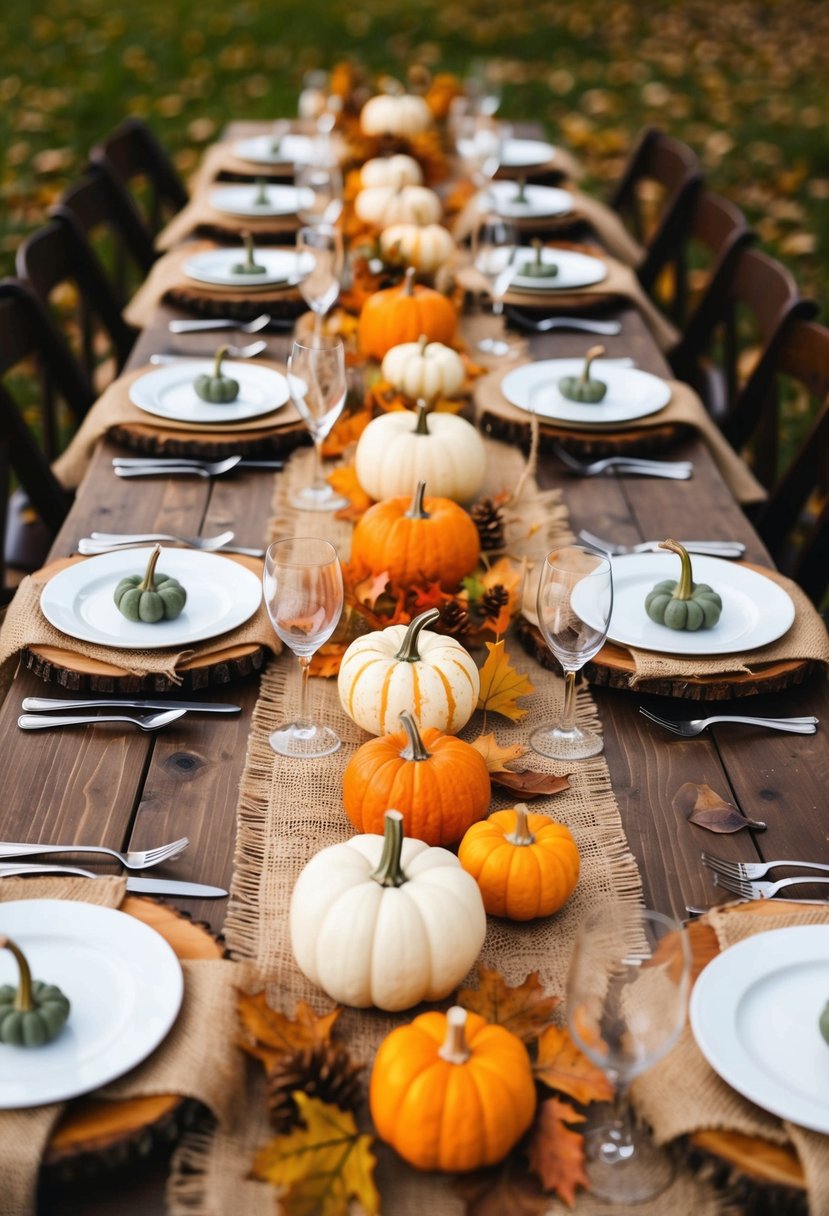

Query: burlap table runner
[0,555,277,683]
[156,194,300,253]
[0,875,249,1216]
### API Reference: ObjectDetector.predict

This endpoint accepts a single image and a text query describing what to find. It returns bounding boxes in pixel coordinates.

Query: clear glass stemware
[295,161,343,227]
[263,537,344,757]
[473,214,519,357]
[287,336,348,512]
[296,225,343,340]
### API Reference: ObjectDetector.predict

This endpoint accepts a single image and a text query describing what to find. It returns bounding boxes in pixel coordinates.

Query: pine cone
[470,498,505,551]
[480,584,510,623]
[440,598,471,636]
[265,1042,365,1131]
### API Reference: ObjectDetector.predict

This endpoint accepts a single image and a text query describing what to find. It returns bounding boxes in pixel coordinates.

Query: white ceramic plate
[500,138,557,168]
[233,133,316,165]
[129,361,289,425]
[40,548,263,650]
[489,180,573,219]
[501,359,671,425]
[690,926,829,1135]
[181,248,313,289]
[0,900,183,1108]
[208,184,313,218]
[509,246,607,293]
[584,553,795,655]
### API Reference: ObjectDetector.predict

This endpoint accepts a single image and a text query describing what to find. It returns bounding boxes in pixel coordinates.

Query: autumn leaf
[526,1097,590,1208]
[456,966,559,1043]
[327,466,372,521]
[491,770,571,798]
[477,640,535,721]
[308,643,346,678]
[252,1093,380,1216]
[479,555,525,614]
[672,782,767,834]
[353,569,390,609]
[470,730,527,772]
[411,579,455,613]
[237,992,340,1071]
[322,407,371,457]
[534,1025,613,1105]
[454,1159,551,1216]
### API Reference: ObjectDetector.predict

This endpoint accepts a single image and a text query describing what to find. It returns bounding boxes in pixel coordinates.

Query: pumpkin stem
[212,346,229,379]
[0,935,34,1013]
[405,480,430,521]
[532,238,543,268]
[659,538,693,601]
[394,607,439,662]
[398,711,431,762]
[402,266,416,297]
[370,810,408,888]
[515,175,527,203]
[505,803,535,847]
[139,545,162,594]
[414,399,430,435]
[438,1005,472,1065]
[580,345,605,385]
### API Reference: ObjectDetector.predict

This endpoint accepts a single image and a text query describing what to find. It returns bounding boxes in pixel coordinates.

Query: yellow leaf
[470,730,527,772]
[476,640,535,721]
[237,992,340,1072]
[534,1024,614,1105]
[252,1093,380,1216]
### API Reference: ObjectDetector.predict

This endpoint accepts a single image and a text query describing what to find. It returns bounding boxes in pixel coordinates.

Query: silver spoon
[168,314,271,334]
[150,340,266,364]
[114,456,242,479]
[18,710,188,732]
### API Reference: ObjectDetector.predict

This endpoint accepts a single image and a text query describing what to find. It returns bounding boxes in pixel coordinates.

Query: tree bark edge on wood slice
[479,409,692,457]
[109,420,310,459]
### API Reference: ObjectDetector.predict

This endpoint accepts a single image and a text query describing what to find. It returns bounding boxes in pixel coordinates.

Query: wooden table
[2,187,827,1216]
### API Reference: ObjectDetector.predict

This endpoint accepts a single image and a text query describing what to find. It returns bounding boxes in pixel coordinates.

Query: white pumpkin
[361,154,423,189]
[360,93,433,139]
[338,608,480,736]
[355,185,442,228]
[381,336,466,401]
[290,810,486,1011]
[380,223,457,275]
[356,401,487,503]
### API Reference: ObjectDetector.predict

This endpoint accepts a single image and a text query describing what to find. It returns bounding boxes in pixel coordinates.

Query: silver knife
[21,698,241,714]
[0,864,227,897]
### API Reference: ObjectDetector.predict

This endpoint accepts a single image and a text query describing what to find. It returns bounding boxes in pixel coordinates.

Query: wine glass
[263,537,344,757]
[465,59,502,117]
[566,904,691,1203]
[295,161,343,227]
[454,115,510,199]
[287,336,348,512]
[531,544,613,760]
[473,214,518,356]
[297,225,343,339]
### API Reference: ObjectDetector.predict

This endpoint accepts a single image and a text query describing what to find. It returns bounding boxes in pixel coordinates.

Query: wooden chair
[89,116,189,243]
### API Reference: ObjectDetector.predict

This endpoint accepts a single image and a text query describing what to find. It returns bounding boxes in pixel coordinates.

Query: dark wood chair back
[89,117,188,241]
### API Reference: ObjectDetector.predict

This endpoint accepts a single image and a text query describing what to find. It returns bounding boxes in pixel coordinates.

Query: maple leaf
[308,643,346,679]
[353,569,391,609]
[534,1025,613,1105]
[327,466,372,521]
[322,407,371,458]
[526,1097,590,1208]
[454,1159,551,1216]
[252,1093,380,1216]
[237,992,340,1072]
[491,770,571,798]
[476,640,535,721]
[470,730,527,772]
[456,966,559,1043]
[411,579,454,613]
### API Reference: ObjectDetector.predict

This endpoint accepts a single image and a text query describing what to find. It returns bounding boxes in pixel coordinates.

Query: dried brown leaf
[491,769,571,798]
[526,1097,590,1208]
[237,992,341,1071]
[456,965,559,1043]
[534,1024,613,1105]
[673,782,766,834]
[454,1159,551,1216]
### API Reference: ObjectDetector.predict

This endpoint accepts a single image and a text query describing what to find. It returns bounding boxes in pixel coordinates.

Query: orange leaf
[456,966,559,1043]
[411,579,455,613]
[308,643,346,679]
[353,570,390,609]
[322,407,371,458]
[327,466,372,521]
[527,1097,590,1207]
[491,770,571,799]
[470,730,527,773]
[237,992,340,1071]
[477,640,535,721]
[534,1025,614,1105]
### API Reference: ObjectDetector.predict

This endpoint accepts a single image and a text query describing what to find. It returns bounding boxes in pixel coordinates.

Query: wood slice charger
[480,406,691,458]
[42,897,223,1183]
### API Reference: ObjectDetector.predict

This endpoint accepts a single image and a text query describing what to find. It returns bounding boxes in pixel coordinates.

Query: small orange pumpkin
[358,267,457,360]
[458,803,580,920]
[343,710,491,845]
[349,480,480,591]
[370,1004,537,1172]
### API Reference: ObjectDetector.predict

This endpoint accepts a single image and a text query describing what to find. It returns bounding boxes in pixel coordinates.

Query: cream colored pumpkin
[381,336,466,400]
[338,608,480,736]
[355,401,487,502]
[289,811,486,1011]
[380,223,457,275]
[355,185,442,228]
[361,154,423,189]
[360,93,433,138]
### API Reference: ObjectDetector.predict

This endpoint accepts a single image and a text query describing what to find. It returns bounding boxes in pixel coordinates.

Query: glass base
[582,1123,675,1204]
[269,722,341,758]
[290,484,348,512]
[477,336,513,357]
[530,722,604,760]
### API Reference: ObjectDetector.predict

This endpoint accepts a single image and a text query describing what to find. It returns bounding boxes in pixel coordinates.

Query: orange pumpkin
[343,710,491,845]
[358,267,457,360]
[458,803,580,920]
[370,1004,537,1171]
[349,480,480,591]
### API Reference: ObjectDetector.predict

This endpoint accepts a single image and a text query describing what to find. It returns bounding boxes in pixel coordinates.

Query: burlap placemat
[156,195,300,253]
[0,876,248,1216]
[187,133,348,196]
[0,555,277,683]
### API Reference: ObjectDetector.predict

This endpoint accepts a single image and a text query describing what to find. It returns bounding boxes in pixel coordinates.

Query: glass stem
[561,668,577,732]
[312,309,322,340]
[296,655,312,729]
[493,298,504,317]
[311,437,326,493]
[609,1079,635,1149]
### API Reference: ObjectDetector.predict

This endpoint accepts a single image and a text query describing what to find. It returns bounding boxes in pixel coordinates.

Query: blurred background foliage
[1,0,827,308]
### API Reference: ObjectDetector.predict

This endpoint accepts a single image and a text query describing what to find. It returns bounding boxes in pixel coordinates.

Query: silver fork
[506,309,622,335]
[114,457,242,480]
[79,529,235,553]
[17,710,187,732]
[169,313,271,334]
[0,836,189,870]
[639,707,819,736]
[150,340,267,364]
[701,851,829,880]
[552,444,693,480]
[578,529,745,560]
[713,872,829,900]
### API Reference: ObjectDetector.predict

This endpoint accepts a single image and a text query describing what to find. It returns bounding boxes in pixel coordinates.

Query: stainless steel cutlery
[112,457,284,471]
[168,313,271,334]
[639,707,819,737]
[22,697,240,714]
[150,339,267,363]
[0,837,189,869]
[0,864,227,897]
[114,456,243,479]
[578,529,746,560]
[713,872,829,901]
[701,851,829,880]
[553,444,693,479]
[18,709,187,732]
[78,530,265,557]
[505,309,623,335]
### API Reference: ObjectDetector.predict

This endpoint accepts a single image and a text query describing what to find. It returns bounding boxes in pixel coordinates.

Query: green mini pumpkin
[194,346,240,404]
[519,239,559,280]
[645,539,723,631]
[820,1001,829,1046]
[558,345,608,403]
[253,177,270,206]
[233,230,267,275]
[113,545,187,623]
[0,934,70,1047]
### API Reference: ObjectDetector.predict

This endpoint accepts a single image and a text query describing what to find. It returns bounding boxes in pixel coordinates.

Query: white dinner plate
[500,138,557,168]
[208,184,313,218]
[181,248,313,289]
[233,133,316,166]
[509,246,607,293]
[0,900,183,1108]
[690,926,829,1135]
[129,361,289,425]
[489,180,573,219]
[501,359,671,425]
[40,548,263,650]
[580,553,795,655]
